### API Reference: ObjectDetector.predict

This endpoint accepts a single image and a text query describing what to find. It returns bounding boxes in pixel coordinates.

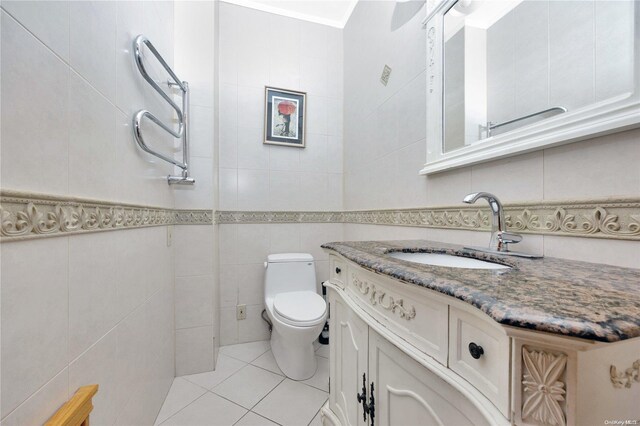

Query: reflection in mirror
[442,0,636,153]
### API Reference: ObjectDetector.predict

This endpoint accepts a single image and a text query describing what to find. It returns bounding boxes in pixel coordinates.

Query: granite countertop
[321,240,640,343]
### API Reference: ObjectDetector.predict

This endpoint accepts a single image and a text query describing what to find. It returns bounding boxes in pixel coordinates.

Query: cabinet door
[369,329,491,426]
[329,289,369,426]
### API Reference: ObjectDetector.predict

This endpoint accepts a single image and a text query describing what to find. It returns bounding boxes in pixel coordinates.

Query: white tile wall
[69,1,117,102]
[513,0,549,117]
[218,222,343,345]
[595,0,635,101]
[68,332,119,425]
[238,169,270,210]
[486,0,634,124]
[175,225,214,278]
[0,368,69,426]
[115,0,145,117]
[0,227,175,424]
[68,71,118,200]
[486,7,517,126]
[215,2,345,347]
[544,236,640,269]
[543,129,640,200]
[0,238,69,418]
[471,151,544,203]
[0,10,70,195]
[115,303,160,426]
[1,2,176,207]
[218,2,344,214]
[172,0,218,376]
[176,326,215,376]
[173,157,215,210]
[268,16,302,90]
[174,224,215,374]
[176,275,215,329]
[343,0,640,268]
[1,1,70,60]
[549,0,595,110]
[0,2,177,424]
[68,233,120,360]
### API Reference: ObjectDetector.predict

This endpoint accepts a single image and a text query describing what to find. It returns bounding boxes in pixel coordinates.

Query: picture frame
[264,86,306,148]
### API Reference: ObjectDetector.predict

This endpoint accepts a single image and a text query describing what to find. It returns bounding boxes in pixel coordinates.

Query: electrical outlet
[236,304,247,320]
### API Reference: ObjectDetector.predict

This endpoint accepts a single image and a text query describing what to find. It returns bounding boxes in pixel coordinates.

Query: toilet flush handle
[264,262,268,268]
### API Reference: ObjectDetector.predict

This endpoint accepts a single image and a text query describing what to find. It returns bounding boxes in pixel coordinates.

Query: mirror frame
[421,0,640,175]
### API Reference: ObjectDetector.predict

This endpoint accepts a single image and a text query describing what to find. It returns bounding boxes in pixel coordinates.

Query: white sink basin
[387,251,510,270]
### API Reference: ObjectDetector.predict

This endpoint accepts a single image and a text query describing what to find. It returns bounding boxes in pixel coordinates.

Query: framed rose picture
[264,87,306,148]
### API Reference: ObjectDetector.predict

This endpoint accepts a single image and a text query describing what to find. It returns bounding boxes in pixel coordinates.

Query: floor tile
[220,341,270,363]
[253,379,328,426]
[233,411,279,426]
[308,410,323,426]
[250,350,283,376]
[154,378,207,425]
[161,392,247,426]
[212,364,284,409]
[315,344,329,359]
[302,356,329,392]
[183,354,247,390]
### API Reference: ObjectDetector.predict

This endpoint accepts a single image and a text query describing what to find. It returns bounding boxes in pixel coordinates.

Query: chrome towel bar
[485,106,568,138]
[132,34,194,185]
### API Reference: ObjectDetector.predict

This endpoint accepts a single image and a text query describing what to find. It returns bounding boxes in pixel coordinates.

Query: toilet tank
[264,253,317,297]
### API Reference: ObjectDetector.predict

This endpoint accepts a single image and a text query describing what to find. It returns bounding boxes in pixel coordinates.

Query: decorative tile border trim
[175,210,214,225]
[0,190,212,242]
[217,198,640,241]
[216,210,343,224]
[3,190,638,241]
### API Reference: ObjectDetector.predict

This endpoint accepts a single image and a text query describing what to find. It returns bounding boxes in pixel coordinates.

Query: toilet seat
[273,291,326,327]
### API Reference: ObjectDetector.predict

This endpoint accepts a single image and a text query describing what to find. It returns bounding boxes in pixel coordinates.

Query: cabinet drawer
[330,255,346,287]
[347,265,449,365]
[449,306,510,417]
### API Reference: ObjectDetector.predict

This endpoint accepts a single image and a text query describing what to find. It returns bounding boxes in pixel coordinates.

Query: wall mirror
[422,0,640,174]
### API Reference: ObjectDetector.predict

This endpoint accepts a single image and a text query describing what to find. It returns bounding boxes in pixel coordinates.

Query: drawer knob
[468,342,484,359]
[335,267,341,274]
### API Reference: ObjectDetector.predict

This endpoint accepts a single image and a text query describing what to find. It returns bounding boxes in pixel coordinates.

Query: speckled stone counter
[321,240,640,343]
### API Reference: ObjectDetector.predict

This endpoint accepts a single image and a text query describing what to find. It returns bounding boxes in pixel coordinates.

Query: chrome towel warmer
[132,34,194,185]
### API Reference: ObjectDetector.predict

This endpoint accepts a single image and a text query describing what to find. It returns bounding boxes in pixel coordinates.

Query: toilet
[264,253,327,380]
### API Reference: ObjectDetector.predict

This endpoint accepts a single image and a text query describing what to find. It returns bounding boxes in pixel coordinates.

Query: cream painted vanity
[319,241,640,426]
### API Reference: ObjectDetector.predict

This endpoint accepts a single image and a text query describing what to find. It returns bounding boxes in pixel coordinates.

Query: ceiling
[222,0,359,28]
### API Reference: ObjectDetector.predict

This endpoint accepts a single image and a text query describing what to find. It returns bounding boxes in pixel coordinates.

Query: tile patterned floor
[155,341,329,426]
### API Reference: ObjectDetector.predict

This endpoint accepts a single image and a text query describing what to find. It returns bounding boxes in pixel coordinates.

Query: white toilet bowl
[264,254,327,380]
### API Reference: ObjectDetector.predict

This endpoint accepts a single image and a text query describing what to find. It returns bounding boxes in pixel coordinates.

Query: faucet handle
[498,231,522,245]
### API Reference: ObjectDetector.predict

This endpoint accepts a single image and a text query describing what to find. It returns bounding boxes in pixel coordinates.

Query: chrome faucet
[463,192,522,252]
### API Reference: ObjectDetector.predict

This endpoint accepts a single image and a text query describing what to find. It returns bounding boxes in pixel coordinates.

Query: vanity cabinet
[330,294,368,426]
[321,253,640,426]
[328,289,491,426]
[369,331,490,426]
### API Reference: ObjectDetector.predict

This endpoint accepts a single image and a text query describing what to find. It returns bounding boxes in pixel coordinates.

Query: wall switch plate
[236,304,247,320]
[166,225,173,247]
